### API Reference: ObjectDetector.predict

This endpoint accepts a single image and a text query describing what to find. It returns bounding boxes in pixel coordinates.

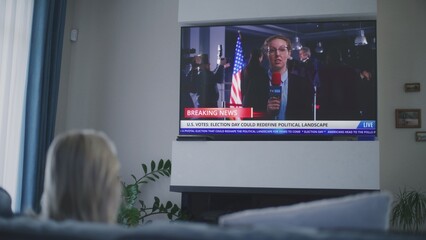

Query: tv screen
[179,20,377,140]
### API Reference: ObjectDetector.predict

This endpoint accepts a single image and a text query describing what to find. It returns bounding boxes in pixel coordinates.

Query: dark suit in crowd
[187,54,225,108]
[241,49,270,117]
[283,72,314,120]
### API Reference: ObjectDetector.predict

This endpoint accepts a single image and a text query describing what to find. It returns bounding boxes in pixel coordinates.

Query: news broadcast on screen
[179,20,377,140]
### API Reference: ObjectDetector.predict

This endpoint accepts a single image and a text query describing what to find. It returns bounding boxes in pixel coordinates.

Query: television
[179,20,377,141]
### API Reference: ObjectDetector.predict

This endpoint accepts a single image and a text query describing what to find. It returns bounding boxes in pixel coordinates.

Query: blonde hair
[41,129,121,223]
[263,34,292,53]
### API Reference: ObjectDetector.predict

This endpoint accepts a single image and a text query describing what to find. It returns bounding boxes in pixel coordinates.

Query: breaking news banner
[180,120,376,136]
[184,108,253,119]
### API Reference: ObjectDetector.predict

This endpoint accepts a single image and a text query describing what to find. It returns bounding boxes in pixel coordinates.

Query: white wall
[178,0,376,24]
[377,0,426,193]
[57,0,426,213]
[57,0,182,209]
[172,141,380,191]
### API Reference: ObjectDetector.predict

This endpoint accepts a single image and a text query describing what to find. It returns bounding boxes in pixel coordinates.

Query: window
[0,0,34,211]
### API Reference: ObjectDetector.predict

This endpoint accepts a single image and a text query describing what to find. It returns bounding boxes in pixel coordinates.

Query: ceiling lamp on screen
[292,36,303,50]
[354,29,368,46]
[315,41,324,54]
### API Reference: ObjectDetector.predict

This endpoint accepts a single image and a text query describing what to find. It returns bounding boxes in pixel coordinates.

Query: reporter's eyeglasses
[267,46,289,55]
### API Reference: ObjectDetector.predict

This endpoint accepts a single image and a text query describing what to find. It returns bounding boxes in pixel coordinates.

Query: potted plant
[391,188,426,232]
[118,159,188,226]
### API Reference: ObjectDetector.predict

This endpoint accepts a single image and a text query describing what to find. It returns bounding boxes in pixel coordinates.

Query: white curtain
[0,0,34,211]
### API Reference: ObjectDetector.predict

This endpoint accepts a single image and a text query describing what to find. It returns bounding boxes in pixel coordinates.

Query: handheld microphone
[217,44,223,65]
[269,72,282,116]
[269,72,282,98]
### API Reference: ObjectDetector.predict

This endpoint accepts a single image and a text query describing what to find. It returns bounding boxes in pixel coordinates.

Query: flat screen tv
[179,19,377,141]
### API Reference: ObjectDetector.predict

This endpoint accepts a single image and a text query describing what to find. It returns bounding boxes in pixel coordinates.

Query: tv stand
[179,188,375,223]
[176,135,214,141]
[171,140,380,222]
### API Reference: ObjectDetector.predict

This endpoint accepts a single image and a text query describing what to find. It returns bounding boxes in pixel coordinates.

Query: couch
[1,191,425,240]
[0,187,13,218]
[1,216,426,240]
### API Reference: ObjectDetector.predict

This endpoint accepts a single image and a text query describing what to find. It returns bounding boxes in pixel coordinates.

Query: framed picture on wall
[415,131,426,142]
[404,83,420,92]
[395,109,421,128]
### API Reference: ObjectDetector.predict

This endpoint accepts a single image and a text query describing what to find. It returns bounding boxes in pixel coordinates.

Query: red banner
[184,108,253,119]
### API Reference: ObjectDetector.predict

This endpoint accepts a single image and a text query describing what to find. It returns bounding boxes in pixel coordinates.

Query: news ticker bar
[180,120,376,136]
[180,129,375,135]
[181,120,376,129]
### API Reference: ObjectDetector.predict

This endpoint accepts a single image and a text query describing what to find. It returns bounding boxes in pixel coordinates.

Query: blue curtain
[20,0,67,213]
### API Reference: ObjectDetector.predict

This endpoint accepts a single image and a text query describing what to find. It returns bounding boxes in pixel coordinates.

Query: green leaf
[131,174,137,182]
[123,184,139,206]
[164,159,171,170]
[147,176,156,182]
[125,207,141,227]
[167,213,173,219]
[151,160,156,172]
[171,204,179,215]
[139,200,146,209]
[158,159,164,170]
[166,201,172,209]
[142,164,147,174]
[153,173,160,179]
[152,201,159,212]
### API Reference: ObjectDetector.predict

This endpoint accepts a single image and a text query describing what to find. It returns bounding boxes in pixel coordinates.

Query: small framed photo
[416,131,426,142]
[395,109,421,128]
[404,83,420,92]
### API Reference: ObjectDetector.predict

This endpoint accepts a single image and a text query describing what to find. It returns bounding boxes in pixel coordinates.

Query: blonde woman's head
[41,129,121,223]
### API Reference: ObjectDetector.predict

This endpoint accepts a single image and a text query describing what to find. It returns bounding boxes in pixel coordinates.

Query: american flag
[229,32,244,107]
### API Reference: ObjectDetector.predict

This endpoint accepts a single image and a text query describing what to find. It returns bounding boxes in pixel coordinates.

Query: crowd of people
[182,53,229,109]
